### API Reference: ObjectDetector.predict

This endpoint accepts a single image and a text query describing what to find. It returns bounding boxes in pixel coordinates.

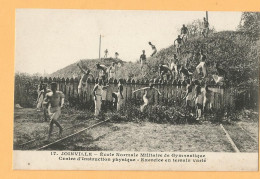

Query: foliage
[177,19,216,37]
[238,12,260,40]
[14,73,41,107]
[49,58,125,79]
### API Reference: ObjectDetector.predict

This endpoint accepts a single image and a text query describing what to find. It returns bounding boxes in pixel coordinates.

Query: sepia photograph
[13,9,259,170]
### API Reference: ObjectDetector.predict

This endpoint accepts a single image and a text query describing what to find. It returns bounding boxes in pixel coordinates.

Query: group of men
[36,16,221,139]
[104,49,119,59]
[139,42,158,68]
[159,51,207,82]
[139,17,209,69]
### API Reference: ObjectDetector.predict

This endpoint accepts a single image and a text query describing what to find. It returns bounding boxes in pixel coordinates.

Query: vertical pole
[99,34,101,60]
[206,11,208,21]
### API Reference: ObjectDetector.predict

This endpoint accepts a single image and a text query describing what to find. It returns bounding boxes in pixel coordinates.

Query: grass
[14,107,258,152]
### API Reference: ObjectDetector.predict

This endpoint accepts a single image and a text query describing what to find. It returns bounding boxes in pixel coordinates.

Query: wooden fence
[14,76,258,110]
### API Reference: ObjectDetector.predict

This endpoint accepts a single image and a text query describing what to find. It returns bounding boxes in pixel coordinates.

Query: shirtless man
[104,49,108,58]
[180,24,189,42]
[159,64,173,80]
[36,83,51,121]
[174,35,183,55]
[93,79,103,117]
[43,82,65,140]
[202,17,209,38]
[148,42,157,57]
[115,52,119,59]
[132,83,161,112]
[96,63,108,81]
[196,54,207,78]
[140,50,146,69]
[179,66,193,81]
[182,79,193,115]
[193,83,203,121]
[212,62,226,85]
[77,61,94,94]
[170,54,179,80]
[201,84,212,113]
[108,62,116,79]
[112,79,124,111]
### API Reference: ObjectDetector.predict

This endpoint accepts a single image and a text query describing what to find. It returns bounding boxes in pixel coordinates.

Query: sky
[15,9,242,75]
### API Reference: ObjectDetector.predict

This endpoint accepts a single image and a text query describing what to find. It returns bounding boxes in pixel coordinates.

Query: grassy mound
[50,58,125,79]
[121,31,259,86]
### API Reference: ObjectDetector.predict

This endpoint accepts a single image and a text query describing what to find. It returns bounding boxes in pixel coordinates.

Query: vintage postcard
[13,9,259,171]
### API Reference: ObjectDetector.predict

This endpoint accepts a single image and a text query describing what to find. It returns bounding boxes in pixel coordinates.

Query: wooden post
[99,34,101,60]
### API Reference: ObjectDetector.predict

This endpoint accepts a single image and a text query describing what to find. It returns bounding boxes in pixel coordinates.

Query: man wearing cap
[43,82,65,140]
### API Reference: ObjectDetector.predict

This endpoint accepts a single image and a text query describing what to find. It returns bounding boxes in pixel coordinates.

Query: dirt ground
[13,107,258,152]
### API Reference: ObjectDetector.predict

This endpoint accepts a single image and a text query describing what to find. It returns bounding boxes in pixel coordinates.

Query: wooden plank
[220,124,240,153]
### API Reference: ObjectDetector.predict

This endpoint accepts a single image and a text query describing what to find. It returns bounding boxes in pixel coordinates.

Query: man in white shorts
[93,79,103,117]
[108,62,117,79]
[196,54,207,78]
[77,61,94,95]
[43,82,65,140]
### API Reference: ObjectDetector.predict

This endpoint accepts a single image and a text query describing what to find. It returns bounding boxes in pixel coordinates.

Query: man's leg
[95,96,101,117]
[94,99,98,116]
[117,95,121,111]
[48,119,54,140]
[140,96,148,112]
[53,120,63,137]
[43,108,48,121]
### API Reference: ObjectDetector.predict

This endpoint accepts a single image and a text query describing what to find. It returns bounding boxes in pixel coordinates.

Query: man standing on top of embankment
[140,50,146,69]
[202,17,209,38]
[104,49,108,58]
[181,24,189,42]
